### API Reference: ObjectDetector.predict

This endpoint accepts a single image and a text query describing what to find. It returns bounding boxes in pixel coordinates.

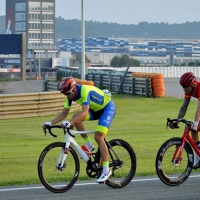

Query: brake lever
[166,118,170,129]
[45,125,63,138]
[166,118,179,129]
[48,128,57,138]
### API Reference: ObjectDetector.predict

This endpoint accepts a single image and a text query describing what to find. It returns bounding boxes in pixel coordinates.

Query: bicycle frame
[174,124,200,163]
[57,129,96,169]
[39,126,137,193]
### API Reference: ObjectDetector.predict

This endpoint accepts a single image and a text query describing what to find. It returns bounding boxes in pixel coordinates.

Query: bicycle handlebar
[44,125,95,138]
[44,125,67,138]
[166,118,193,129]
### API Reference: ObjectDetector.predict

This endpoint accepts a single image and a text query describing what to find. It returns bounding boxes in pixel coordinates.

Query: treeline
[111,54,140,67]
[1,15,200,39]
[56,17,200,40]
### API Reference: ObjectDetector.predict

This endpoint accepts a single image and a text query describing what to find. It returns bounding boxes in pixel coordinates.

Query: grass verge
[0,94,199,186]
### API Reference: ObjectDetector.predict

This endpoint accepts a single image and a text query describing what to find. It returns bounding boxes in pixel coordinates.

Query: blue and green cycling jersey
[64,84,111,111]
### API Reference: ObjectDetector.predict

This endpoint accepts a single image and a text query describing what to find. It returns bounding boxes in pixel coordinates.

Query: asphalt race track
[1,174,200,200]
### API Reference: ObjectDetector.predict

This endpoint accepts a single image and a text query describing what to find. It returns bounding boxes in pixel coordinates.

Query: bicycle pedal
[97,181,105,184]
[193,164,200,170]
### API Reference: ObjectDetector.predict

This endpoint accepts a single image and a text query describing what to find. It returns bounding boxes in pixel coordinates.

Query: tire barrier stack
[132,72,165,97]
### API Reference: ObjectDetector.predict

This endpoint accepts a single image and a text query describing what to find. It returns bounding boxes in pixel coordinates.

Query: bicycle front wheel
[105,139,136,188]
[38,142,80,193]
[155,137,193,186]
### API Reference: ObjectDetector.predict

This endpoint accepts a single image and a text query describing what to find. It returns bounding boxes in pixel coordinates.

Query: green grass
[0,94,199,186]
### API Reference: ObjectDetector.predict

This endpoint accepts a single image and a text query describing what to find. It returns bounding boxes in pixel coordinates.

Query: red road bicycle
[155,118,200,186]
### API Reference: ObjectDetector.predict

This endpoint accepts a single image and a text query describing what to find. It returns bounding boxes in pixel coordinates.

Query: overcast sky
[0,0,200,25]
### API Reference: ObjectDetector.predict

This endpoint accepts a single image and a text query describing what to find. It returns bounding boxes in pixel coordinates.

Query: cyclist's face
[67,90,76,100]
[182,84,194,93]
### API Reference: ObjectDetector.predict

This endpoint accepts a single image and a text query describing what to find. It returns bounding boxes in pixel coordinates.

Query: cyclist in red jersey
[169,72,200,168]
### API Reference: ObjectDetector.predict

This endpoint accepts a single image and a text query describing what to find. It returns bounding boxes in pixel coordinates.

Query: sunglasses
[65,88,74,95]
[182,85,190,89]
[65,92,71,95]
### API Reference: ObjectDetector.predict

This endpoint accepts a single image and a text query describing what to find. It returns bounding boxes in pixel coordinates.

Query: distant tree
[196,61,200,66]
[188,62,196,66]
[119,54,130,67]
[110,56,120,67]
[181,63,186,66]
[129,58,140,66]
[111,54,140,67]
[76,54,90,63]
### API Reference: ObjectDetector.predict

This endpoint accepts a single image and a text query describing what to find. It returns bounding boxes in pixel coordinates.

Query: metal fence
[44,73,152,97]
[88,66,200,78]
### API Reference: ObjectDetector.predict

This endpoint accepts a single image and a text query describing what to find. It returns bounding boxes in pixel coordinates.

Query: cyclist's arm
[50,107,70,125]
[177,98,190,120]
[194,100,200,122]
[69,105,89,124]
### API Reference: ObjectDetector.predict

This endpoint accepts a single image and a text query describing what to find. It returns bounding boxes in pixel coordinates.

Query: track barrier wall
[0,91,80,119]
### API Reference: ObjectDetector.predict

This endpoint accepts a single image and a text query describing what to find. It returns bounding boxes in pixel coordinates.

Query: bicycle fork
[56,134,72,171]
[56,142,70,171]
[172,137,187,166]
[56,150,66,171]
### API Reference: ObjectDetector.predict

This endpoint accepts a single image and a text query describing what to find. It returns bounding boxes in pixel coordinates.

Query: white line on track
[1,175,200,192]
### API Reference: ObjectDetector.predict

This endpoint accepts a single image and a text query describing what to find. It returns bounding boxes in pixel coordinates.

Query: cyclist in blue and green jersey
[42,77,116,183]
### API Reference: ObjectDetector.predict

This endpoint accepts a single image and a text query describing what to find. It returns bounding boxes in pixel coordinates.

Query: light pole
[81,0,86,79]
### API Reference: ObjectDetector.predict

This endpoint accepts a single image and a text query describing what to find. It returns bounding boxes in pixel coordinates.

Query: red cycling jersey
[184,82,200,100]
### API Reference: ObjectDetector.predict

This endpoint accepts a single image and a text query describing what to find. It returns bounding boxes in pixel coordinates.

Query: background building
[6,0,55,49]
[5,0,65,70]
[60,37,200,66]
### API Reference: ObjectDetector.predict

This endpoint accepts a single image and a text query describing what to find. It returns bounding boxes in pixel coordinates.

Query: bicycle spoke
[105,139,136,188]
[156,138,193,186]
[38,142,80,193]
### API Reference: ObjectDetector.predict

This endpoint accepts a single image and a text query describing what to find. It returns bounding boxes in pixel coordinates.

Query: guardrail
[0,91,80,119]
[56,66,200,78]
[88,66,200,78]
[44,74,152,97]
[43,80,60,92]
[87,74,152,96]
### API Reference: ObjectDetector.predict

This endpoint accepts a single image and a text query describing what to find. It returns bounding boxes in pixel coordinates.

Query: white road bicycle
[38,125,136,193]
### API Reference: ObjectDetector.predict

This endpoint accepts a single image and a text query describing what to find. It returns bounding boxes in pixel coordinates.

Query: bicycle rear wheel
[155,137,193,186]
[105,139,136,188]
[38,142,80,193]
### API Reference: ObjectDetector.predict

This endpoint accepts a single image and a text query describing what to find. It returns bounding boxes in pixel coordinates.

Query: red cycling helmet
[179,72,196,87]
[59,77,76,95]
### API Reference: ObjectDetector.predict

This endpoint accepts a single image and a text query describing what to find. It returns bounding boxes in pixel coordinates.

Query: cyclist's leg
[95,131,108,162]
[95,101,116,182]
[72,111,93,149]
[191,130,200,167]
[191,130,199,143]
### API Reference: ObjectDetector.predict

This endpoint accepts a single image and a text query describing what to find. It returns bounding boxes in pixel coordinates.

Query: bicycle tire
[105,139,136,188]
[155,137,193,186]
[38,142,80,193]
